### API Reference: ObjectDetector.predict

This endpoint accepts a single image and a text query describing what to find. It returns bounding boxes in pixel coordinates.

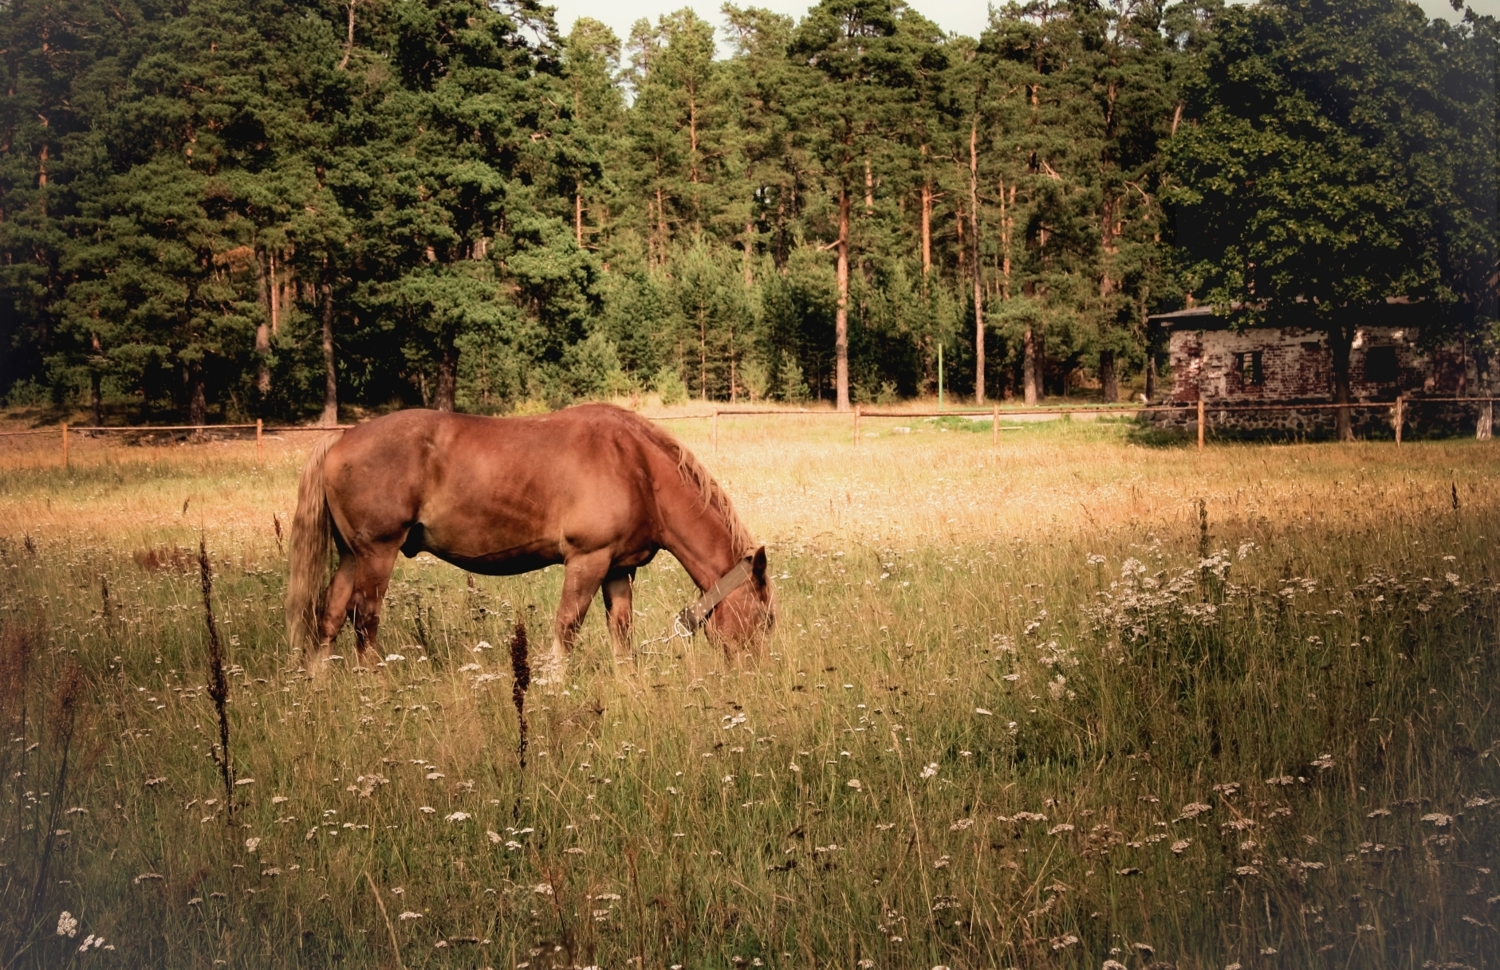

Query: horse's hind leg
[311,555,358,670]
[349,547,399,669]
[540,549,612,683]
[601,569,636,667]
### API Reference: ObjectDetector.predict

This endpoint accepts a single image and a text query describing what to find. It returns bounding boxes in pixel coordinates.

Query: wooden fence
[699,396,1496,451]
[0,396,1494,469]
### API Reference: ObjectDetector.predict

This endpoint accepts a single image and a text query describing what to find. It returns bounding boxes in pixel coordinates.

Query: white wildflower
[57,912,79,938]
[444,812,470,823]
[244,837,260,852]
[919,763,938,780]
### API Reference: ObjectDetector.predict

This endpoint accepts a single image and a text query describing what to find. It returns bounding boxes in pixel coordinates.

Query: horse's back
[322,406,667,565]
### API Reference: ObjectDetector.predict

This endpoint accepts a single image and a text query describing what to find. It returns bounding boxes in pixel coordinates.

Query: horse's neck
[657,484,739,593]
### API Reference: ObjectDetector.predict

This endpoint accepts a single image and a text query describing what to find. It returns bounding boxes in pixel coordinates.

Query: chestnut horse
[285,405,772,674]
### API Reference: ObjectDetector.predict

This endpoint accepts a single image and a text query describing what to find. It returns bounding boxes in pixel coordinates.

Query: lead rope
[636,614,696,656]
[636,557,753,656]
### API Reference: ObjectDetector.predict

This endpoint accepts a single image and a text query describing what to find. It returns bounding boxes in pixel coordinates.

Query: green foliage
[778,354,810,403]
[0,0,1491,416]
[1165,0,1498,328]
[563,332,626,399]
[652,362,688,405]
[738,356,770,402]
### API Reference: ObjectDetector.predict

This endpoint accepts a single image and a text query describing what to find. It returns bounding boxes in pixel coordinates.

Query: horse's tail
[285,432,342,652]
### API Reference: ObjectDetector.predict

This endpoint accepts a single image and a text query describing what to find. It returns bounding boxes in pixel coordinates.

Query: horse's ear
[751,545,768,583]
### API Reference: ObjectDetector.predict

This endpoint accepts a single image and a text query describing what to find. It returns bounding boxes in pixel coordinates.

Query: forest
[0,0,1495,422]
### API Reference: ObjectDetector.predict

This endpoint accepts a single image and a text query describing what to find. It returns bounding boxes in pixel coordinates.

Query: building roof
[1149,299,1428,331]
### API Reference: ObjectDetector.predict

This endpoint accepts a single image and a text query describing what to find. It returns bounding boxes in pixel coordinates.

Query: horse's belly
[429,548,560,577]
[411,519,561,575]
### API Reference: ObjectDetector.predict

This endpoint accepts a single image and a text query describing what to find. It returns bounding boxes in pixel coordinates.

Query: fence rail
[1,395,1494,467]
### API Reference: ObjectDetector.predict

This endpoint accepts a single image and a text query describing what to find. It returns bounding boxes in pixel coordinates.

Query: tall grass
[0,417,1495,969]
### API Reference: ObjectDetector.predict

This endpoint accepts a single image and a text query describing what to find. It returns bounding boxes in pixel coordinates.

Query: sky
[548,0,1500,52]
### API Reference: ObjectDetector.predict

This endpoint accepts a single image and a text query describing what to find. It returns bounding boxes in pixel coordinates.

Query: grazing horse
[285,405,772,674]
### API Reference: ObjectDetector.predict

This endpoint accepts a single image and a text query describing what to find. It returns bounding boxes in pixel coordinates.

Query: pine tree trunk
[1477,352,1493,440]
[435,340,457,412]
[269,250,280,335]
[256,252,272,396]
[743,220,754,288]
[1100,349,1118,403]
[657,185,668,254]
[575,190,584,247]
[920,179,932,280]
[835,187,850,413]
[970,121,984,405]
[319,280,338,427]
[699,307,708,401]
[1145,353,1157,402]
[90,331,104,425]
[1329,323,1354,441]
[1024,327,1039,405]
[998,180,1012,300]
[188,360,207,427]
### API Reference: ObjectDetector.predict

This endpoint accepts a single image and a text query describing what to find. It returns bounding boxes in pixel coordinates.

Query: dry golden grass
[0,411,1496,970]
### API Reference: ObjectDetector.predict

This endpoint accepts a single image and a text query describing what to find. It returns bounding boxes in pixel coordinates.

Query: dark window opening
[1364,346,1398,384]
[1236,350,1264,387]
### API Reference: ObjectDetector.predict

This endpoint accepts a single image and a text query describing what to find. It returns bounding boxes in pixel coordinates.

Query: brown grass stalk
[20,662,81,955]
[199,536,234,818]
[510,619,530,770]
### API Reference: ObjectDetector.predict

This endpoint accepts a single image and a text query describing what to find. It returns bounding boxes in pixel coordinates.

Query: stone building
[1148,303,1492,437]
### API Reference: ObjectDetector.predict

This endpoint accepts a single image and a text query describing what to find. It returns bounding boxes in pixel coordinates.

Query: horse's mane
[615,407,757,558]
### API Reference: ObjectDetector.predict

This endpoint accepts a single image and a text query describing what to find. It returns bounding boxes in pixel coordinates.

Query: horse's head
[708,546,774,646]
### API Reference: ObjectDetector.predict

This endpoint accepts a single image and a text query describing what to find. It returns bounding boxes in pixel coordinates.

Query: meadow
[0,412,1496,970]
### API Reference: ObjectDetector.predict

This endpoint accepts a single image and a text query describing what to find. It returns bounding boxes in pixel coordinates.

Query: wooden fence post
[256,418,264,462]
[1394,395,1404,445]
[992,403,999,447]
[61,422,69,470]
[1479,398,1493,441]
[712,410,719,454]
[1196,398,1205,450]
[854,406,861,448]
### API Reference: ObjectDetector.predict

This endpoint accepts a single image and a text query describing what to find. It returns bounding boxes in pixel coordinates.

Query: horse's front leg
[601,569,636,667]
[541,549,612,683]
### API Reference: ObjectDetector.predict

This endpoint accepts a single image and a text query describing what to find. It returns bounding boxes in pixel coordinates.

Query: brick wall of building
[1167,325,1440,404]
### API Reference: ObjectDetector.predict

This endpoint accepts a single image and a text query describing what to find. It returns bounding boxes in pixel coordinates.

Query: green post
[937,344,944,412]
